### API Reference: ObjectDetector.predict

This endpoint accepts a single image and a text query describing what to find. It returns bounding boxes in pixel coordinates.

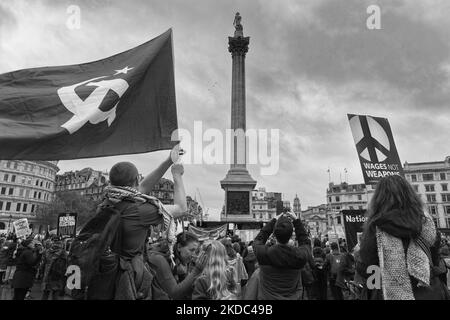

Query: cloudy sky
[1,0,449,212]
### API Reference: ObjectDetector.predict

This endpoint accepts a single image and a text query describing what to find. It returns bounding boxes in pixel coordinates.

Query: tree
[36,191,99,231]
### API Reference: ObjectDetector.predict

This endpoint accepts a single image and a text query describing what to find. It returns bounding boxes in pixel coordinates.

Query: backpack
[330,253,343,276]
[49,253,68,281]
[67,200,128,300]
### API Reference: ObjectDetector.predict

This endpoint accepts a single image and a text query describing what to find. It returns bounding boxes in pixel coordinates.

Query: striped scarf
[376,212,436,300]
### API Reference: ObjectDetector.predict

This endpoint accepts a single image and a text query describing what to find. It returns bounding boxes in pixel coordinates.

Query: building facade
[56,168,109,201]
[326,182,374,235]
[0,160,59,232]
[302,204,329,238]
[404,156,450,230]
[251,188,277,221]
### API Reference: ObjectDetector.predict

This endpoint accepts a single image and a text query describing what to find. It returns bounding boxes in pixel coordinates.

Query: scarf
[104,185,176,263]
[376,212,436,300]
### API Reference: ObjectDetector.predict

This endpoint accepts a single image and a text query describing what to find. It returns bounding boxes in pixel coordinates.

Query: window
[38,192,41,199]
[34,191,37,199]
[433,217,439,228]
[6,161,11,168]
[442,194,450,202]
[328,197,332,203]
[13,162,18,170]
[442,184,448,192]
[411,174,417,182]
[16,203,21,212]
[25,189,30,198]
[5,202,11,211]
[423,174,434,181]
[426,194,436,202]
[8,188,13,196]
[22,204,27,212]
[19,189,24,197]
[0,187,5,195]
[31,204,35,213]
[447,217,450,229]
[445,206,450,215]
[429,205,438,215]
[3,174,8,182]
[21,176,25,184]
[441,173,447,181]
[11,175,16,183]
[335,196,340,202]
[40,181,43,187]
[260,205,262,209]
[337,216,341,224]
[0,201,3,210]
[27,177,32,185]
[358,195,362,201]
[35,180,39,186]
[425,184,435,192]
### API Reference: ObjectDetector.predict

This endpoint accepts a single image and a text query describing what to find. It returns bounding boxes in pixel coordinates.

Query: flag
[0,29,178,160]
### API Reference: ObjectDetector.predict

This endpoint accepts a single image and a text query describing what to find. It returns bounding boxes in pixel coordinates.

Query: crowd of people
[1,155,450,300]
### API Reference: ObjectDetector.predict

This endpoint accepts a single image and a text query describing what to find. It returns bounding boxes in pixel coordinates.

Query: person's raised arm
[138,155,173,195]
[164,164,188,219]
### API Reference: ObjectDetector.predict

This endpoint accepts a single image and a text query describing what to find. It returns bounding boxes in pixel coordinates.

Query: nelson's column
[220,13,257,222]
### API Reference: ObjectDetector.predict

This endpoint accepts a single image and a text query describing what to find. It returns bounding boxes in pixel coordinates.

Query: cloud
[1,0,449,210]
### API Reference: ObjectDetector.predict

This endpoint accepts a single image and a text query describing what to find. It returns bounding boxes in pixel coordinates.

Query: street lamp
[8,214,12,232]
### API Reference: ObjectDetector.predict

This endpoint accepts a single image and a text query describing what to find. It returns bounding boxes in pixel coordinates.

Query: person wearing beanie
[245,212,310,300]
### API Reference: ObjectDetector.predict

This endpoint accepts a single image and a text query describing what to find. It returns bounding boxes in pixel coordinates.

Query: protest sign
[13,218,31,239]
[342,210,367,251]
[348,114,403,184]
[57,213,77,238]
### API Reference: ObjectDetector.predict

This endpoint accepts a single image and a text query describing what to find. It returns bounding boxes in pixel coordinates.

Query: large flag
[348,114,403,184]
[0,29,178,160]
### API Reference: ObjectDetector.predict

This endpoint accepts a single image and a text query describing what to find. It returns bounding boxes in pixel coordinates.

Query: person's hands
[171,163,184,177]
[170,144,185,164]
[193,251,209,275]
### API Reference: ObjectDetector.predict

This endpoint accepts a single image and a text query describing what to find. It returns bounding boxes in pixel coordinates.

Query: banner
[188,225,227,241]
[0,29,178,160]
[13,218,31,239]
[342,210,367,252]
[57,213,77,238]
[348,114,403,184]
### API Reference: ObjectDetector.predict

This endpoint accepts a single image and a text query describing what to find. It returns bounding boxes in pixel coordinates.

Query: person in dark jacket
[11,239,42,300]
[4,239,18,285]
[357,175,449,300]
[249,212,310,300]
[243,244,257,279]
[0,239,10,284]
[311,245,327,300]
[40,238,67,300]
[325,242,344,300]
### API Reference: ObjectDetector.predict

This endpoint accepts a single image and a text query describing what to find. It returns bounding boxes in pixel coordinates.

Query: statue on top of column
[233,12,243,37]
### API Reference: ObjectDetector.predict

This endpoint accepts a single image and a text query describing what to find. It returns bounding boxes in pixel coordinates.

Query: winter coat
[252,218,310,300]
[0,244,9,270]
[243,250,257,278]
[357,209,449,300]
[6,242,18,266]
[41,245,68,291]
[12,247,41,289]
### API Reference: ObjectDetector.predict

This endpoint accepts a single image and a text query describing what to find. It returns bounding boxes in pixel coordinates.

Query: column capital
[228,36,250,57]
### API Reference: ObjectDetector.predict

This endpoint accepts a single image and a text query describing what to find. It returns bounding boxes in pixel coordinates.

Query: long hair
[364,175,425,234]
[205,241,234,300]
